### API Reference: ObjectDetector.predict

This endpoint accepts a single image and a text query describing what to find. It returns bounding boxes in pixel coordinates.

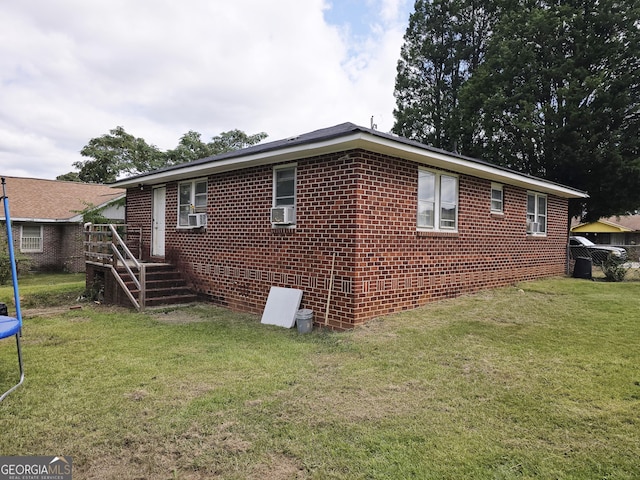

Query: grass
[0,273,85,309]
[0,275,639,479]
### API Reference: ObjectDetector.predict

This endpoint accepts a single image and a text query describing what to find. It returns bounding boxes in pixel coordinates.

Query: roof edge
[111,122,588,199]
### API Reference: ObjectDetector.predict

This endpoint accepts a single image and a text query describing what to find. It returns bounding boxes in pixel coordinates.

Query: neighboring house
[1,176,125,273]
[571,215,640,246]
[107,123,587,329]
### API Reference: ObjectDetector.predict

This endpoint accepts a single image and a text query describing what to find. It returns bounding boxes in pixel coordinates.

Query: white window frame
[273,164,297,208]
[491,183,504,214]
[272,164,297,227]
[526,192,547,236]
[417,169,458,232]
[20,224,43,252]
[177,178,208,227]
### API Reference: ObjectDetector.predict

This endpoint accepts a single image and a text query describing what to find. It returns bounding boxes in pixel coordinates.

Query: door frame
[151,185,166,258]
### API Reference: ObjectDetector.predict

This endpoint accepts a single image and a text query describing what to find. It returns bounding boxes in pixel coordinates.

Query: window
[491,183,504,213]
[178,179,207,227]
[271,165,297,226]
[418,169,458,231]
[527,192,547,235]
[21,225,43,252]
[273,165,296,207]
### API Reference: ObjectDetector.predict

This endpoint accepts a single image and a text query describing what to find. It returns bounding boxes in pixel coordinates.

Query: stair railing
[84,224,146,311]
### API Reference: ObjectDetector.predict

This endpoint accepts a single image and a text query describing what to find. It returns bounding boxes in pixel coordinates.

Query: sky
[0,0,413,180]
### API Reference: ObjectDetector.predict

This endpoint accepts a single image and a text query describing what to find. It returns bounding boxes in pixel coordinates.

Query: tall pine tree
[393,0,497,151]
[461,0,640,220]
[394,0,640,220]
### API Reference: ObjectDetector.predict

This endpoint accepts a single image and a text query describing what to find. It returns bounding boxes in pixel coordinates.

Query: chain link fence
[569,244,640,281]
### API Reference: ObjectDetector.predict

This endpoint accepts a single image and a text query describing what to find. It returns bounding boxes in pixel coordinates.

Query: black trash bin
[573,257,592,279]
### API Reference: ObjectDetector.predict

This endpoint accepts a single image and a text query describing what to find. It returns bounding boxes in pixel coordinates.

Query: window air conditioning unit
[527,221,540,234]
[271,206,295,225]
[188,213,207,228]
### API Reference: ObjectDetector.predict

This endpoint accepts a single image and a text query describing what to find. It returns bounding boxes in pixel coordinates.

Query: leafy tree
[56,172,81,182]
[0,232,11,284]
[209,129,269,153]
[393,0,497,151]
[461,0,640,220]
[0,228,29,284]
[72,200,125,225]
[72,127,165,183]
[64,127,268,184]
[394,0,640,221]
[165,131,216,165]
[165,129,268,164]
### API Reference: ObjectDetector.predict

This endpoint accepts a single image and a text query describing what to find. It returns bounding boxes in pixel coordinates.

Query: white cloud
[0,0,411,180]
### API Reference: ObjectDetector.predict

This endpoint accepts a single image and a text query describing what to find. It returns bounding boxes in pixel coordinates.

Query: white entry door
[152,186,166,257]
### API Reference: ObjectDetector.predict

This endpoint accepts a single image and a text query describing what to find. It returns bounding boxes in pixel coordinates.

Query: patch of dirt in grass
[22,305,83,318]
[249,453,306,479]
[152,309,208,324]
[123,389,149,401]
[22,303,133,319]
[79,421,257,479]
[350,317,399,339]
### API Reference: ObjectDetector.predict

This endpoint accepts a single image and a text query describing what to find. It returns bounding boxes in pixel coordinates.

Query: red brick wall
[125,189,152,258]
[352,154,568,323]
[125,149,569,329]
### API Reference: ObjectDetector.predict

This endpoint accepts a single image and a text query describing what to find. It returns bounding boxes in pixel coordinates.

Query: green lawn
[0,275,639,479]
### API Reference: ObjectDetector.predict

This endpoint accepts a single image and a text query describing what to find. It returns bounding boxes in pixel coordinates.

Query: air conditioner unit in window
[527,221,540,234]
[188,213,207,228]
[271,206,295,225]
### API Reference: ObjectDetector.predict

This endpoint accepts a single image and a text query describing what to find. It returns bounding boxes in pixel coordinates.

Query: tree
[393,0,497,151]
[461,0,640,220]
[165,129,268,164]
[56,172,81,182]
[63,127,268,184]
[394,0,640,220]
[70,127,165,183]
[209,129,269,153]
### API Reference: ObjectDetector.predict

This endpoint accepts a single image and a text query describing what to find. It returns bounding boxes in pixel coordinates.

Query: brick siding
[125,149,569,329]
[5,223,85,273]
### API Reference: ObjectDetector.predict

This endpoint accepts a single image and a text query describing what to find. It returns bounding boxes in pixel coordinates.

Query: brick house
[110,123,587,329]
[1,176,125,273]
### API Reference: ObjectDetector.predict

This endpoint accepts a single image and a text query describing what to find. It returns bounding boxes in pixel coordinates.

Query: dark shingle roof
[116,122,475,182]
[111,122,587,199]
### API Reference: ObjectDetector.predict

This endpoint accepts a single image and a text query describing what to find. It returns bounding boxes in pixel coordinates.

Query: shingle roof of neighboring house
[111,122,588,199]
[603,215,640,231]
[572,214,640,233]
[0,176,125,222]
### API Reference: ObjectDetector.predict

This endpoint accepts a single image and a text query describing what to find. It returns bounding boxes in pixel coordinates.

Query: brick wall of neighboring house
[7,223,86,273]
[60,224,86,273]
[125,149,569,329]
